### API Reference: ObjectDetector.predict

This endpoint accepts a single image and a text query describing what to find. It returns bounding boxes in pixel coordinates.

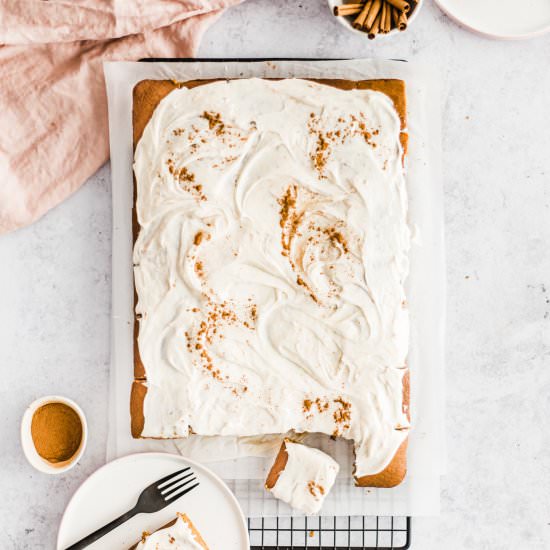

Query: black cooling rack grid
[248,516,411,549]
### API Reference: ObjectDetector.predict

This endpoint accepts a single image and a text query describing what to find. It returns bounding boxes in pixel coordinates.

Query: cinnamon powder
[31,402,82,464]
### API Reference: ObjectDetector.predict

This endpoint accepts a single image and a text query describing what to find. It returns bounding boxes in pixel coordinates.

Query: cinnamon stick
[385,0,410,12]
[380,2,388,33]
[368,10,383,38]
[365,0,382,29]
[382,2,392,32]
[333,3,365,16]
[397,10,408,31]
[335,2,365,7]
[391,6,399,26]
[353,0,373,28]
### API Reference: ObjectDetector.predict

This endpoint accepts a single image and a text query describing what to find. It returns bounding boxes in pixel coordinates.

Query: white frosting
[135,514,204,550]
[268,441,339,514]
[133,78,410,477]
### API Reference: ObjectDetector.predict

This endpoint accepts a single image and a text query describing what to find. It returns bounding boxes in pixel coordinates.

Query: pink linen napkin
[0,1,241,234]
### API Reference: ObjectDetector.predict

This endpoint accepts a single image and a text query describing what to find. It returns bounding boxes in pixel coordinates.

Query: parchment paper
[104,59,445,517]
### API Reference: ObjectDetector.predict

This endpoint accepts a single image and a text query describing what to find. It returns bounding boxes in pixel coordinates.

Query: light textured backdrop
[1,1,549,548]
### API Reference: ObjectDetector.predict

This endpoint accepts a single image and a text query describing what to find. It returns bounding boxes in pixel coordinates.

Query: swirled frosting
[135,513,205,549]
[133,78,410,477]
[268,441,340,514]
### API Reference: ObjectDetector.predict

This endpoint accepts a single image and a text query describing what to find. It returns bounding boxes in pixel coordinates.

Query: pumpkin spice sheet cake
[130,77,410,488]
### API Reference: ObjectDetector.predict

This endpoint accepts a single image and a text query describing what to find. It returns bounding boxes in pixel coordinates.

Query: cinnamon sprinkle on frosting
[201,110,225,135]
[333,397,352,436]
[307,111,380,177]
[307,480,326,498]
[194,231,204,246]
[166,158,206,201]
[278,185,319,303]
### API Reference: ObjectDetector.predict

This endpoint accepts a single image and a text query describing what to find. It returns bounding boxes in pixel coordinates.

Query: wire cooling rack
[248,516,411,549]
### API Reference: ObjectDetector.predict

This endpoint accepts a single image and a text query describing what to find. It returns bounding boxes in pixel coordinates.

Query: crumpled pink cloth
[0,0,241,234]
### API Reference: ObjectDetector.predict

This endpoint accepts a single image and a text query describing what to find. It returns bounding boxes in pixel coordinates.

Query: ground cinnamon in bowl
[31,402,83,464]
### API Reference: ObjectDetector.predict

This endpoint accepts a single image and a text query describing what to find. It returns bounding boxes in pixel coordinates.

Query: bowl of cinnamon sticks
[329,0,422,39]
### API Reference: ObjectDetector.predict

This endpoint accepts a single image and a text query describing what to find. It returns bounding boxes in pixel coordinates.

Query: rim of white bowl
[327,0,423,39]
[21,395,88,475]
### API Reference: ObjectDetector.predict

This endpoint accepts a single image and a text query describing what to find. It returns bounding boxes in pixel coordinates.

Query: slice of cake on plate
[265,439,340,514]
[131,512,208,549]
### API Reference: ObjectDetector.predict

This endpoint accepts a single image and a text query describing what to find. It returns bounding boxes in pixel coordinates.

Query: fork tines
[158,467,199,502]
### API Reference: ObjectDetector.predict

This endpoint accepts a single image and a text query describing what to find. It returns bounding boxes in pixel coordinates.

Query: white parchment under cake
[133,78,410,478]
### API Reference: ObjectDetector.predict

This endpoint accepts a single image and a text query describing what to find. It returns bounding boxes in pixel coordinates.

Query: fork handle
[64,507,138,549]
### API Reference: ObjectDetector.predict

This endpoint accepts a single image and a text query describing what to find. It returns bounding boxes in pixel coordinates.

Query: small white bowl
[21,395,88,475]
[328,0,423,39]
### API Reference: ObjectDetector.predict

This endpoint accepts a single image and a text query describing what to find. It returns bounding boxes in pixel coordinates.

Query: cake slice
[131,513,208,549]
[265,439,340,514]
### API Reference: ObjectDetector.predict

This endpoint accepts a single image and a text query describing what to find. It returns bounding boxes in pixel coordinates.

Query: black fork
[65,467,199,549]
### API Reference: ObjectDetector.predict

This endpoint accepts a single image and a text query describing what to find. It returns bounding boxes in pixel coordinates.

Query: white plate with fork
[57,452,249,549]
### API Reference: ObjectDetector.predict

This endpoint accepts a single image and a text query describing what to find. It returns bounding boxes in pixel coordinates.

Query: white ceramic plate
[435,0,550,39]
[57,453,249,549]
[327,0,423,39]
